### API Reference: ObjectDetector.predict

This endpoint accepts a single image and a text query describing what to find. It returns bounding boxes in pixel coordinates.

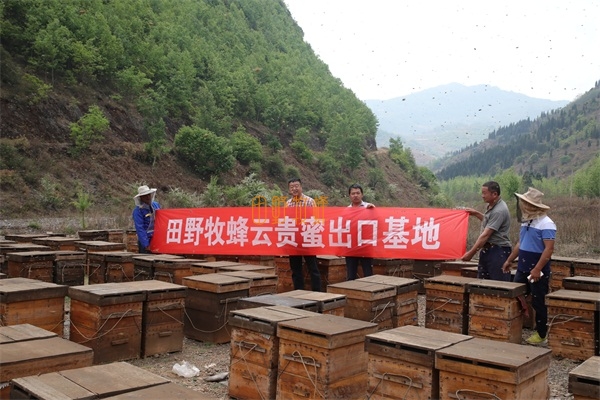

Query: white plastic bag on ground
[172,360,200,378]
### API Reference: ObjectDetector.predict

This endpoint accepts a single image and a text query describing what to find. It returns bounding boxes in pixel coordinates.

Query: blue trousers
[478,245,511,281]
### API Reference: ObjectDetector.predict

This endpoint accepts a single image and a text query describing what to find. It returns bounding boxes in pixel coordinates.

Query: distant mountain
[367,83,569,165]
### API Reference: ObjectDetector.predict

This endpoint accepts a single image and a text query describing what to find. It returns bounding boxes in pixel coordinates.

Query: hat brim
[135,188,157,198]
[515,193,550,209]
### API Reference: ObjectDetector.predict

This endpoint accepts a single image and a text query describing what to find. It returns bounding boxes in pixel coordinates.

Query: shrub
[264,154,285,178]
[230,129,263,165]
[174,126,235,177]
[163,187,202,208]
[69,105,109,156]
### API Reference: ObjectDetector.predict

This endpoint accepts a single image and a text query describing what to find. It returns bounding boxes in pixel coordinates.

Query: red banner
[151,207,468,260]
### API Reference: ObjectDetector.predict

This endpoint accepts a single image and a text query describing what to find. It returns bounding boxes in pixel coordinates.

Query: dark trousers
[346,257,373,280]
[478,245,511,281]
[138,240,151,254]
[514,270,549,338]
[289,255,321,291]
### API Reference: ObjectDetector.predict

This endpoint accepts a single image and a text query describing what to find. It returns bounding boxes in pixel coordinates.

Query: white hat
[134,185,157,198]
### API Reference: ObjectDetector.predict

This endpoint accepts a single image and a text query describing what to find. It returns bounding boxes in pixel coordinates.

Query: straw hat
[514,187,550,210]
[134,185,157,198]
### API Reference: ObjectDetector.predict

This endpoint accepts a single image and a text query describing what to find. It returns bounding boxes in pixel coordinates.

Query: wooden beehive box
[238,293,319,312]
[77,229,124,243]
[572,258,600,278]
[0,244,51,275]
[0,325,93,397]
[424,275,477,334]
[274,255,293,293]
[32,236,78,251]
[550,256,575,292]
[10,361,169,400]
[0,278,67,336]
[132,254,182,281]
[104,251,136,283]
[68,283,145,364]
[569,355,600,400]
[237,255,275,267]
[546,289,600,361]
[182,273,250,344]
[365,326,472,400]
[413,260,443,290]
[467,280,527,343]
[358,275,420,327]
[153,257,194,285]
[220,271,278,296]
[436,338,551,400]
[124,280,187,358]
[315,255,347,291]
[7,251,56,282]
[277,314,378,399]
[328,280,397,331]
[461,265,479,278]
[53,250,86,286]
[372,258,414,278]
[278,289,346,316]
[228,305,318,400]
[75,240,126,254]
[220,263,276,275]
[190,260,245,275]
[125,229,139,253]
[563,276,600,292]
[440,260,477,277]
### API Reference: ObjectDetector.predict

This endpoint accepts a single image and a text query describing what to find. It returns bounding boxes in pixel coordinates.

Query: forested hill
[0,0,432,217]
[434,81,600,181]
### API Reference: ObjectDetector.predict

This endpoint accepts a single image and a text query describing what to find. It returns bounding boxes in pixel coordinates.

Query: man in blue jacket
[132,185,160,253]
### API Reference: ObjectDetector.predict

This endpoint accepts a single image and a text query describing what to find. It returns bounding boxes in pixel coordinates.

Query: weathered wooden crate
[274,255,293,293]
[220,263,276,275]
[436,338,551,400]
[550,256,575,292]
[569,355,600,400]
[104,251,136,283]
[53,250,86,286]
[190,260,245,275]
[153,257,195,285]
[123,280,186,358]
[77,229,124,243]
[182,274,250,343]
[7,251,56,282]
[125,229,139,253]
[75,240,126,254]
[546,289,600,361]
[467,280,527,343]
[563,276,600,292]
[365,326,472,400]
[440,260,477,277]
[276,314,377,399]
[358,275,420,327]
[0,278,67,336]
[69,283,145,364]
[238,293,319,312]
[87,251,115,284]
[572,258,600,278]
[10,361,169,400]
[0,326,93,396]
[372,258,414,278]
[424,275,476,334]
[314,255,347,291]
[328,280,397,330]
[220,271,278,296]
[0,244,51,275]
[131,254,182,281]
[461,265,479,278]
[237,255,275,267]
[32,236,78,251]
[278,289,346,316]
[228,306,318,400]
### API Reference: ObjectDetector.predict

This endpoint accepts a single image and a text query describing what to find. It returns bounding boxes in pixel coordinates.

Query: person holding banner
[286,178,322,291]
[132,185,160,254]
[460,181,511,281]
[345,183,375,280]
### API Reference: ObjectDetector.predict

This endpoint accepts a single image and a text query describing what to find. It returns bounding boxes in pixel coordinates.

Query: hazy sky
[283,0,599,102]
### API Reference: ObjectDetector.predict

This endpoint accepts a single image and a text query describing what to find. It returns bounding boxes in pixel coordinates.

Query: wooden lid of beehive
[327,280,396,300]
[229,305,317,334]
[436,338,551,384]
[572,258,600,267]
[68,282,145,304]
[278,314,378,349]
[103,251,136,262]
[424,274,478,287]
[467,280,527,297]
[183,273,250,292]
[0,324,57,344]
[316,255,346,266]
[6,251,58,261]
[0,278,68,301]
[32,236,78,245]
[220,271,277,286]
[357,275,420,294]
[74,240,126,251]
[219,264,275,273]
[0,243,51,254]
[545,289,600,309]
[238,294,317,310]
[279,290,346,312]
